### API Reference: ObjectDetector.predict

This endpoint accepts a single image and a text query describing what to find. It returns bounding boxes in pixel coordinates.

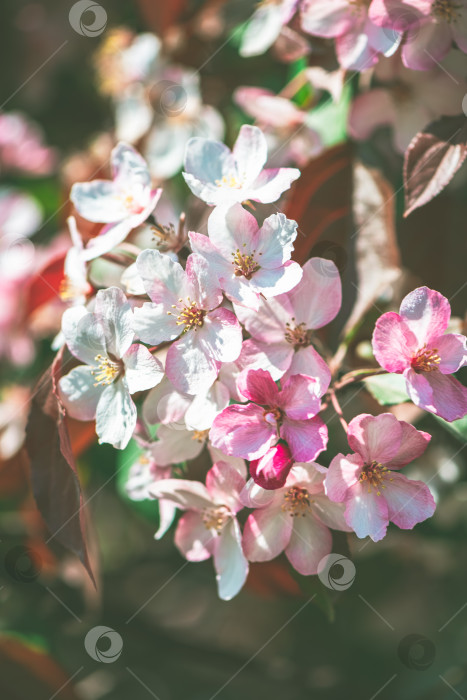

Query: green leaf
[433,414,467,443]
[306,84,351,147]
[291,570,335,623]
[364,373,410,406]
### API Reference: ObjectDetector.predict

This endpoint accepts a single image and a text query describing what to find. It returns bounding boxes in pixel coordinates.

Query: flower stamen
[411,345,441,373]
[202,505,230,533]
[91,354,120,386]
[359,461,391,496]
[282,486,311,517]
[231,245,261,279]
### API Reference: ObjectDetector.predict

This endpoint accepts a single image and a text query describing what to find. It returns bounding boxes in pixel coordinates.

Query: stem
[333,368,387,392]
[329,389,348,433]
[278,69,308,100]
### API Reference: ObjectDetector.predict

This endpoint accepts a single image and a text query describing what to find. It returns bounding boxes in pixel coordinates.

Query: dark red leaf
[136,0,189,35]
[25,347,95,583]
[285,143,353,265]
[404,114,467,217]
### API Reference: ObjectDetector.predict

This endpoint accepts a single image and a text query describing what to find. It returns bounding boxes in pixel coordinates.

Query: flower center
[202,505,230,533]
[191,429,209,443]
[59,276,89,302]
[91,354,121,386]
[231,245,261,279]
[121,193,144,215]
[284,319,311,348]
[411,345,441,373]
[282,486,311,517]
[168,298,206,333]
[215,174,244,189]
[431,0,461,22]
[263,407,283,425]
[359,461,391,496]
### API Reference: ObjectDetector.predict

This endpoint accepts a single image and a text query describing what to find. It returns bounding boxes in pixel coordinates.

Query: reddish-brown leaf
[25,347,95,583]
[0,636,81,700]
[404,114,467,217]
[136,0,189,35]
[285,143,353,265]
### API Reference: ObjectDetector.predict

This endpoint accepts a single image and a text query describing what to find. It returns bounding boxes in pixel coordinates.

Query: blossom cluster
[56,128,467,600]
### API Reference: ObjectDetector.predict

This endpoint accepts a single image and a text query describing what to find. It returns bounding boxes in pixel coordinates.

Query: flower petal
[287,257,342,329]
[388,421,431,469]
[133,301,181,346]
[94,286,135,358]
[165,329,220,395]
[150,477,213,510]
[210,403,276,460]
[95,379,137,449]
[237,367,279,405]
[136,248,187,304]
[250,444,294,490]
[347,413,402,464]
[248,166,300,203]
[384,472,436,531]
[285,513,332,575]
[58,365,103,421]
[284,345,331,394]
[344,483,389,542]
[214,518,249,600]
[206,460,246,511]
[434,333,467,374]
[280,373,322,419]
[399,286,451,347]
[174,511,214,562]
[233,124,268,185]
[123,343,164,394]
[372,311,416,372]
[199,308,243,363]
[242,506,293,561]
[280,415,328,462]
[405,368,467,422]
[255,212,298,267]
[150,425,206,465]
[325,453,364,503]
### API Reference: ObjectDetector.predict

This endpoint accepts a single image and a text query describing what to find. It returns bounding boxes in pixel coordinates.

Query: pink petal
[249,443,294,490]
[210,403,276,460]
[214,518,249,600]
[402,21,452,71]
[300,0,358,37]
[347,413,402,464]
[207,203,259,258]
[150,477,213,510]
[185,252,223,311]
[405,368,467,422]
[242,506,293,562]
[284,345,331,394]
[234,294,294,343]
[248,167,300,204]
[372,312,416,372]
[206,461,246,512]
[287,257,342,330]
[344,483,389,542]
[285,512,332,575]
[433,333,467,374]
[150,426,206,465]
[123,343,164,394]
[237,368,280,405]
[388,422,431,469]
[165,331,220,395]
[384,472,436,531]
[136,248,187,305]
[399,287,451,348]
[237,339,293,381]
[325,453,364,503]
[335,25,379,72]
[280,415,328,462]
[252,262,303,298]
[255,212,298,267]
[348,89,396,142]
[174,511,214,562]
[279,373,322,419]
[312,495,352,532]
[233,125,268,185]
[200,308,242,363]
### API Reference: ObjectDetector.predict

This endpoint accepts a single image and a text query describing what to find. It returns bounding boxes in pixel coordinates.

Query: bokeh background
[0,1,467,699]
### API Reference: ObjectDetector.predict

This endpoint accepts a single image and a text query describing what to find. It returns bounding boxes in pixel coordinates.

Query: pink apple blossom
[235,257,341,393]
[150,460,249,600]
[59,287,164,449]
[189,204,302,311]
[133,250,242,394]
[210,368,328,482]
[145,424,210,466]
[369,0,467,71]
[300,0,401,70]
[234,87,322,167]
[348,53,467,152]
[325,413,436,541]
[0,111,56,175]
[183,124,300,207]
[242,462,351,575]
[372,287,467,422]
[71,142,162,261]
